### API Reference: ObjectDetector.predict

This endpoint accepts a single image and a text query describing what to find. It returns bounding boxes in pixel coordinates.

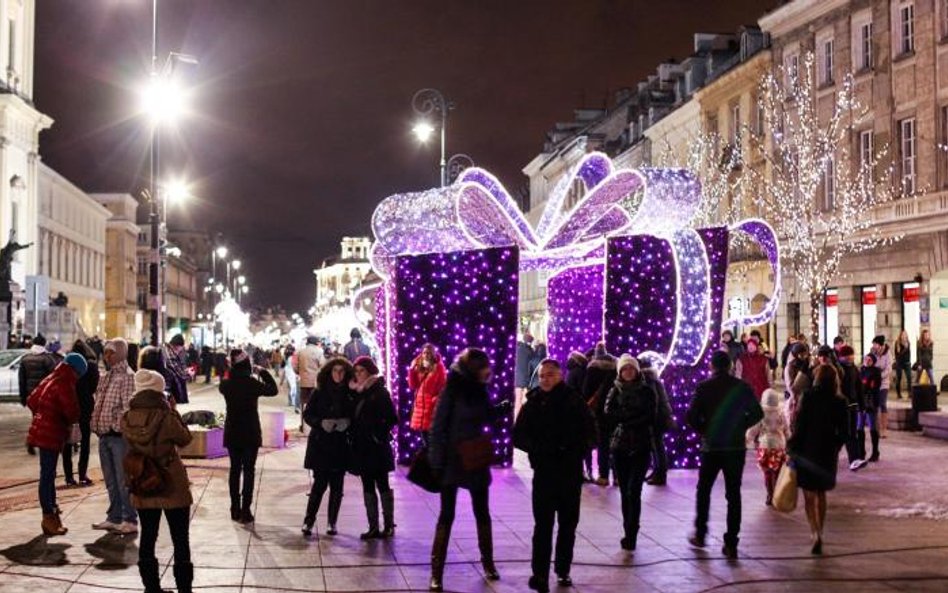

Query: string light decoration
[722,219,781,328]
[605,227,730,468]
[389,246,519,465]
[547,264,605,361]
[750,51,900,343]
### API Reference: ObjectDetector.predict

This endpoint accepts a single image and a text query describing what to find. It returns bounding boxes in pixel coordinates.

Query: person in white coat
[294,336,325,432]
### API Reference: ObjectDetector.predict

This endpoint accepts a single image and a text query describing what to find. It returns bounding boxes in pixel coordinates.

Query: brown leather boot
[42,513,67,536]
[429,522,451,592]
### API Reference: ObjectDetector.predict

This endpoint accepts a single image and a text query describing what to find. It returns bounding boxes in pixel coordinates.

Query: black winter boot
[869,430,881,462]
[380,490,396,537]
[429,522,451,592]
[476,520,500,581]
[360,489,380,540]
[327,489,343,534]
[856,429,866,460]
[138,559,170,593]
[173,561,194,593]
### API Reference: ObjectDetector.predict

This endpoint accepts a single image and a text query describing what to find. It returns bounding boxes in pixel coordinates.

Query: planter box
[179,427,226,459]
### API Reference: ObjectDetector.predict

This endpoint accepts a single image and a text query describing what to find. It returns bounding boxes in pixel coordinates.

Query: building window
[6,19,14,74]
[942,0,948,40]
[898,3,915,56]
[823,158,836,210]
[900,117,917,194]
[859,130,874,170]
[784,51,800,91]
[818,37,834,85]
[855,20,873,70]
[730,103,741,145]
[942,106,948,187]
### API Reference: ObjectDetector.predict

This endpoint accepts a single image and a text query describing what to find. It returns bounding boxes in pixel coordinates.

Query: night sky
[34,0,776,313]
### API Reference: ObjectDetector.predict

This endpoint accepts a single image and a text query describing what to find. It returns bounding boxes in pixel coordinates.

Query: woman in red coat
[409,344,446,443]
[27,354,87,536]
[738,338,771,400]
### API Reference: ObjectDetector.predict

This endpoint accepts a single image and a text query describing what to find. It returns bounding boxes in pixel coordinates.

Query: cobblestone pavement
[0,382,946,592]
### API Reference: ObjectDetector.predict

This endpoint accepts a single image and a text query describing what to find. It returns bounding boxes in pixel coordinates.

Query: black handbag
[407,446,441,493]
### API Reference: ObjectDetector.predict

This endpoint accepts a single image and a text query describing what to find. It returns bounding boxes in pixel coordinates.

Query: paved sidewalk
[0,383,947,592]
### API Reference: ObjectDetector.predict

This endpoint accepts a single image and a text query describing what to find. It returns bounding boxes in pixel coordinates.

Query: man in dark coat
[18,334,59,455]
[514,359,596,593]
[837,345,864,467]
[515,331,535,410]
[686,350,763,560]
[582,342,617,486]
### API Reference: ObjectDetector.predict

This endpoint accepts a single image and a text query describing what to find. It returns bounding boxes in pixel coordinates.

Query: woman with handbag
[301,357,354,537]
[349,356,398,540]
[428,348,510,592]
[604,354,657,552]
[787,364,849,555]
[122,369,194,593]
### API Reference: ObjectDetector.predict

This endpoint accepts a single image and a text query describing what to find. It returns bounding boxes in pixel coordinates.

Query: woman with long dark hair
[301,357,354,537]
[787,364,849,555]
[428,348,509,592]
[62,340,99,487]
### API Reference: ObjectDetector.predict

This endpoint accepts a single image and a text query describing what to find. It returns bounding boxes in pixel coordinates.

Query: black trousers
[694,450,745,547]
[650,430,669,478]
[361,472,392,495]
[596,418,613,480]
[139,507,191,565]
[844,407,860,464]
[61,420,92,481]
[305,470,345,525]
[531,471,582,582]
[437,484,490,527]
[227,446,259,510]
[613,450,650,540]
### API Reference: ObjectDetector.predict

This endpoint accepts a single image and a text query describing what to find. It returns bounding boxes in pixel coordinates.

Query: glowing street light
[231,259,242,271]
[139,75,188,125]
[215,246,228,259]
[412,121,436,143]
[164,177,190,205]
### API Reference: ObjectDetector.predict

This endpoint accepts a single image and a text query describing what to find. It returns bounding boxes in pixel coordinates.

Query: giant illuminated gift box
[368,152,780,468]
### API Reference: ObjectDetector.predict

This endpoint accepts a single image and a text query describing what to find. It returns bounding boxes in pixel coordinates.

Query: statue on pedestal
[0,229,31,302]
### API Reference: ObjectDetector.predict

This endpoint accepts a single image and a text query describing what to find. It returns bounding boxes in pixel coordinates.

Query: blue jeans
[99,435,137,524]
[39,448,58,514]
[287,380,299,408]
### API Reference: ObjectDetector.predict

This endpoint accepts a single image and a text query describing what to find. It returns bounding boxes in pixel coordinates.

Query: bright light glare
[231,260,242,271]
[238,275,246,285]
[215,246,228,259]
[241,285,249,294]
[139,75,187,124]
[413,121,435,143]
[164,178,190,205]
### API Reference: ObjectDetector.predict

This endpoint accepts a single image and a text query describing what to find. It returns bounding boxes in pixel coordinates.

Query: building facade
[93,193,141,340]
[314,236,372,309]
[36,163,108,336]
[135,226,197,340]
[759,0,948,370]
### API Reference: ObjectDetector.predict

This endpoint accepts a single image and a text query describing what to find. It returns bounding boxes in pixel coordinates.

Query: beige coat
[295,344,324,389]
[121,389,194,509]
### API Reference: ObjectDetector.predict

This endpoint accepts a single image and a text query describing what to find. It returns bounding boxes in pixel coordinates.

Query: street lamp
[142,0,198,347]
[446,153,475,184]
[411,88,454,187]
[163,177,190,205]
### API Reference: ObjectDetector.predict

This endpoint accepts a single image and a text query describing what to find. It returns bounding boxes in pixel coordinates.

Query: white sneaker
[92,520,120,531]
[113,521,138,535]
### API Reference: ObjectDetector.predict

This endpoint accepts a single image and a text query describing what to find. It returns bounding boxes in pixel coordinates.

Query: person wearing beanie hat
[219,350,278,524]
[63,352,88,378]
[427,347,509,591]
[123,365,194,593]
[91,338,139,536]
[835,345,863,467]
[583,341,618,487]
[746,389,790,506]
[853,352,883,470]
[686,345,763,559]
[26,356,83,537]
[603,352,657,552]
[349,356,397,540]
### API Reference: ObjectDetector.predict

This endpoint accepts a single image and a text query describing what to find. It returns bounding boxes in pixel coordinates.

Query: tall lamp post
[142,0,197,347]
[412,88,453,187]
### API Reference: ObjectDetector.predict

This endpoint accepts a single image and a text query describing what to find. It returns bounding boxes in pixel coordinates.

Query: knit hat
[135,369,166,393]
[617,353,640,374]
[761,388,782,409]
[353,355,379,375]
[64,353,88,377]
[865,352,878,365]
[839,345,855,358]
[104,338,129,361]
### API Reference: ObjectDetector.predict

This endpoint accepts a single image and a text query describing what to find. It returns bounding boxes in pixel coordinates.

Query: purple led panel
[603,228,729,469]
[603,235,677,358]
[547,264,605,362]
[390,246,519,465]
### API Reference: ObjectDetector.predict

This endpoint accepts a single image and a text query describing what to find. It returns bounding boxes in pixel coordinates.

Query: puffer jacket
[26,363,81,451]
[604,377,657,455]
[18,346,58,406]
[409,355,447,431]
[746,389,789,450]
[122,389,193,509]
[296,345,324,389]
[303,361,354,472]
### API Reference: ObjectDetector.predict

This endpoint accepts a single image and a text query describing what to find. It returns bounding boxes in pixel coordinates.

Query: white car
[0,349,28,402]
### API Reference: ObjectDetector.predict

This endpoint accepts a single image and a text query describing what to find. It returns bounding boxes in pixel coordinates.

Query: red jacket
[27,363,81,451]
[739,352,770,400]
[409,356,446,431]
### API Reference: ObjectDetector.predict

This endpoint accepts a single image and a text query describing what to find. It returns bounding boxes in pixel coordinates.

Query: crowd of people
[16,322,936,593]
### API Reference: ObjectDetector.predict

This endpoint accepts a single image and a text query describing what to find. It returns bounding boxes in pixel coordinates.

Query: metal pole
[440,106,447,187]
[147,0,161,347]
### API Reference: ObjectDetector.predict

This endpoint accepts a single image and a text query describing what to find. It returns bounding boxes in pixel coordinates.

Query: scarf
[350,374,380,394]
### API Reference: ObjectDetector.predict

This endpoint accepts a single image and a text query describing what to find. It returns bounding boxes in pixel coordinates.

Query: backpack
[123,412,170,497]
